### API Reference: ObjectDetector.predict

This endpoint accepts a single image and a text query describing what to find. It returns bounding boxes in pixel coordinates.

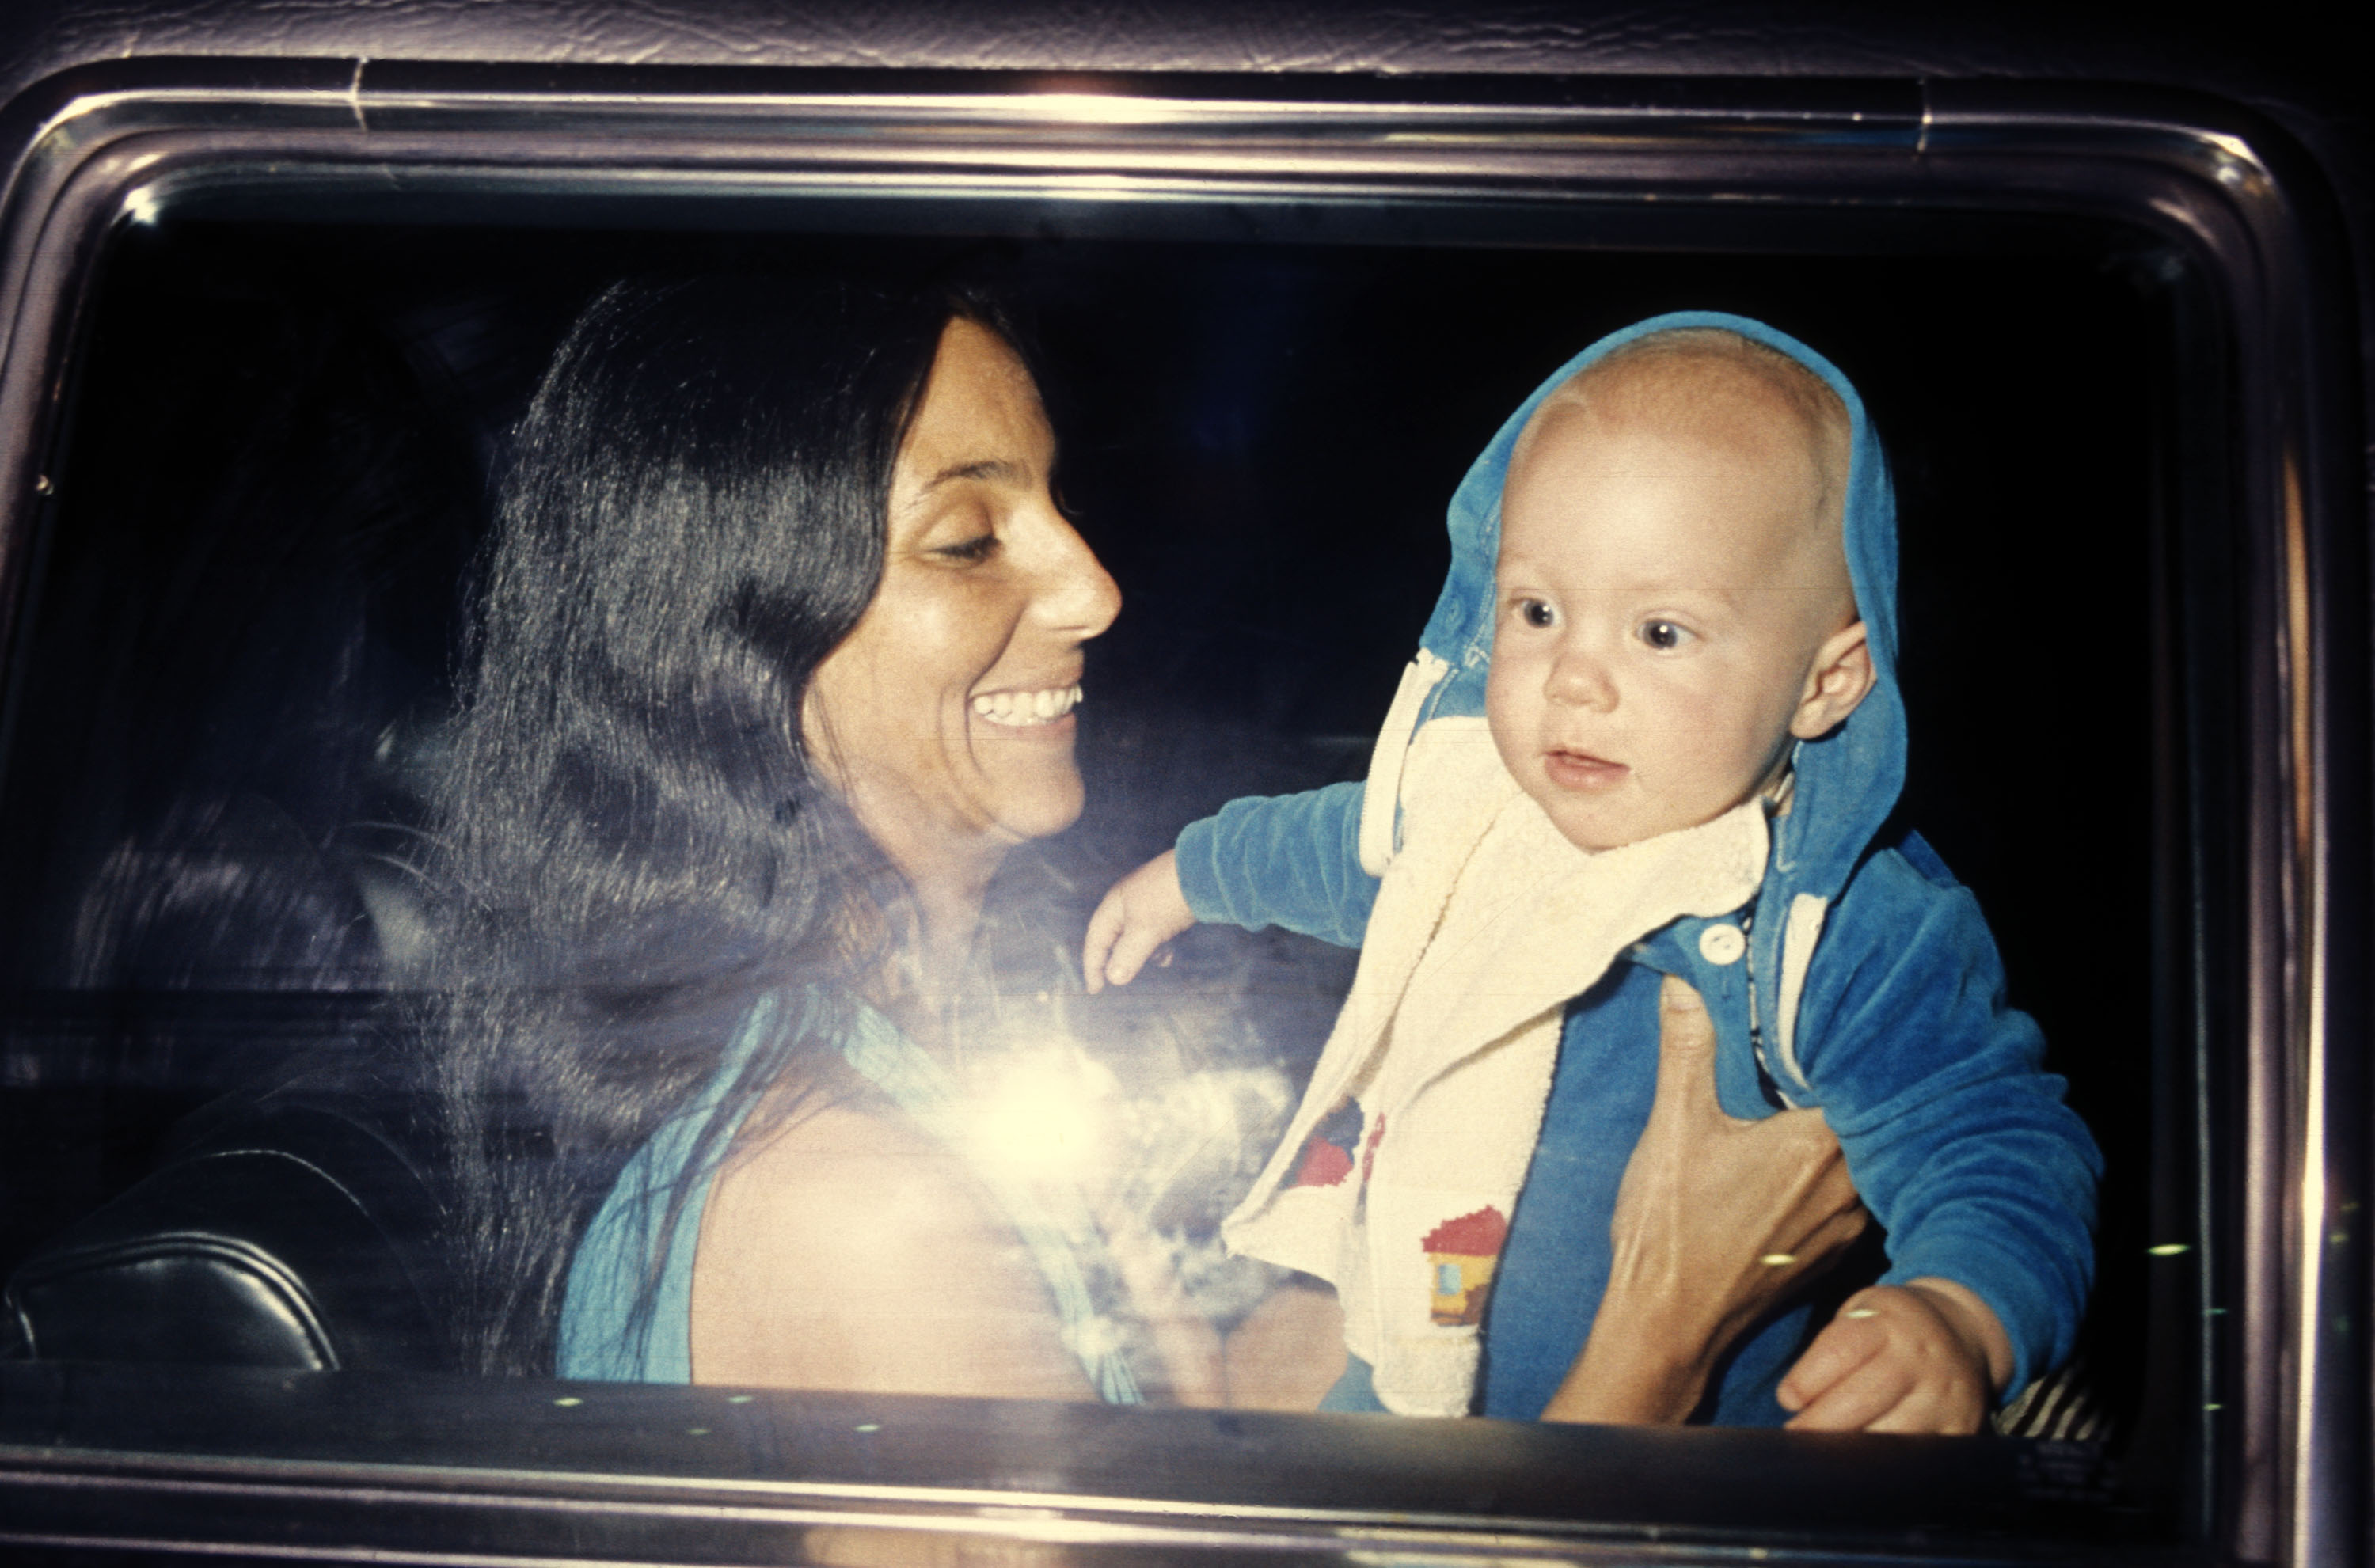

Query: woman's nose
[1028,508,1123,641]
[1546,642,1619,712]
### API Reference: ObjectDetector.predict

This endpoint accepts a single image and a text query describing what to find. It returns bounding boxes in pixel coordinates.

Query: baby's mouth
[1544,748,1628,790]
[970,684,1083,728]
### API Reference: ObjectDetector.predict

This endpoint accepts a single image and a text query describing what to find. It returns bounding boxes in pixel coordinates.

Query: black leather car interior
[2,1089,455,1372]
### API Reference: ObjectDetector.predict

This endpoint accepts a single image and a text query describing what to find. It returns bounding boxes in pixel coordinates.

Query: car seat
[1,1082,457,1372]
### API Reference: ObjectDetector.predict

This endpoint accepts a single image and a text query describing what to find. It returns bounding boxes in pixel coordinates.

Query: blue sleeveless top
[555,991,1143,1402]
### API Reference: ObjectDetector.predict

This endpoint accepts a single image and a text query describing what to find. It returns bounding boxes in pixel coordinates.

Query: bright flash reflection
[968,1048,1120,1186]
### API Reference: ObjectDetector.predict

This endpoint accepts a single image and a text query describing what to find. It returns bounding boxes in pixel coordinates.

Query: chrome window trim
[0,1363,2147,1565]
[0,61,2359,1567]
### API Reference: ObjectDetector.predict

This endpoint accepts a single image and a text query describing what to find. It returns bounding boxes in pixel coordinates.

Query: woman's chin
[967,730,1087,844]
[992,784,1087,846]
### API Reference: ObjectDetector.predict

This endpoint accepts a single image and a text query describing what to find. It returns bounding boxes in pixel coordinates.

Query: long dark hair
[428,274,984,1374]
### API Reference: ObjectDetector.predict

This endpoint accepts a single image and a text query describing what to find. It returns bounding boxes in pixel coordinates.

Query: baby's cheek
[1481,674,1533,760]
[1481,656,1517,716]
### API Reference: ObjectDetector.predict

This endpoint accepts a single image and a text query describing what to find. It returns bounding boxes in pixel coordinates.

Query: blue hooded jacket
[1176,312,2101,1420]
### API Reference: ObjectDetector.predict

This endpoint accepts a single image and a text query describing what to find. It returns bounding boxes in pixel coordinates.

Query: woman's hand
[1101,1191,1350,1410]
[1083,850,1197,993]
[1096,1193,1228,1407]
[1542,974,1868,1424]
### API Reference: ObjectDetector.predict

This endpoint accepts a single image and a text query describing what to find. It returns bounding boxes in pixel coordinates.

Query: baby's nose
[1546,647,1619,711]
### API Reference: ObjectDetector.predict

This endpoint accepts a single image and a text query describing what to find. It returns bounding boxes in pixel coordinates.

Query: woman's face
[804,318,1121,883]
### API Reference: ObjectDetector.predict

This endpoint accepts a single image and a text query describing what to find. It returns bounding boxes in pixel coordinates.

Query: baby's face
[1487,396,1849,852]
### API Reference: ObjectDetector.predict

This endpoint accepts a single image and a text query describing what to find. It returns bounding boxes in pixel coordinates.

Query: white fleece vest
[1221,717,1770,1415]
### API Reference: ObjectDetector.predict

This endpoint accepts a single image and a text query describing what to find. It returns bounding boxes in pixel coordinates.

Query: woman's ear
[1789,621,1875,740]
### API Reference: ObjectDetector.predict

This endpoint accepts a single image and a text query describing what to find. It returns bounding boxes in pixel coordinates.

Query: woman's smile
[970,682,1085,728]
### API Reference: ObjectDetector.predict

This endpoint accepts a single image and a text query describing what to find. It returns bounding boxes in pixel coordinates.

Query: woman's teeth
[970,685,1083,727]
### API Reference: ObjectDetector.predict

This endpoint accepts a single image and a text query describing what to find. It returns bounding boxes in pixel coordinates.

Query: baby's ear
[1790,621,1875,741]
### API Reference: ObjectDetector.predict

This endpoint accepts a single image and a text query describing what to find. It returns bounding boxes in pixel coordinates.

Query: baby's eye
[1516,598,1556,630]
[1638,619,1692,651]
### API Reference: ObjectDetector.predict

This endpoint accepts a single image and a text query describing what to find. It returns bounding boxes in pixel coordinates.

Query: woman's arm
[689,1101,1096,1399]
[1542,975,1866,1424]
[1221,1278,1347,1410]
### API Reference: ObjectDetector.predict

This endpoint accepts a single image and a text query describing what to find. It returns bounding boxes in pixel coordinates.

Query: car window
[0,180,2208,1557]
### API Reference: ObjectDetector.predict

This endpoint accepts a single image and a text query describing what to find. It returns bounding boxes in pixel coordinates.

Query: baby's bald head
[1513,330,1855,626]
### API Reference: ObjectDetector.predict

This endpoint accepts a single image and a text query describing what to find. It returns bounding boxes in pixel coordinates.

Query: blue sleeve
[1794,850,2103,1400]
[1172,781,1378,951]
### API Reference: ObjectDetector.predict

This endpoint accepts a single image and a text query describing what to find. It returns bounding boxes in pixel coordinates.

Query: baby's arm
[1084,780,1381,993]
[1779,841,2101,1436]
[1776,1278,2012,1433]
[1084,851,1195,993]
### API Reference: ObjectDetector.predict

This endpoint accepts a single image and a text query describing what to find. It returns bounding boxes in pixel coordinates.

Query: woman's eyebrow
[919,457,1025,492]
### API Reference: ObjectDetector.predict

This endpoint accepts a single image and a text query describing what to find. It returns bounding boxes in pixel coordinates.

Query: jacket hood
[1357,311,1906,1081]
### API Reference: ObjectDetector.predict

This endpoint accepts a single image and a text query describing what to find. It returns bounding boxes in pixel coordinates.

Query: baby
[1085,313,2100,1432]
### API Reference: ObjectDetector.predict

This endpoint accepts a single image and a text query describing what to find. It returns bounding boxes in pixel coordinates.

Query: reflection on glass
[0,223,2155,1461]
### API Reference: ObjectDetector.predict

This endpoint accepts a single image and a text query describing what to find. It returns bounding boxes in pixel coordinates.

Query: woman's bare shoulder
[688,1098,1093,1399]
[702,1098,993,1257]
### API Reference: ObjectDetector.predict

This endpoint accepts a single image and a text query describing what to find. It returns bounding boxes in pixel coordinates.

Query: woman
[431,274,1862,1407]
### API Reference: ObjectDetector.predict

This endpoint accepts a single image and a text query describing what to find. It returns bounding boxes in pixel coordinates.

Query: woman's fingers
[1648,975,1724,1128]
[1096,1193,1227,1407]
[1775,1137,1863,1246]
[1794,1202,1872,1272]
[1556,976,1873,1426]
[1750,1201,1869,1309]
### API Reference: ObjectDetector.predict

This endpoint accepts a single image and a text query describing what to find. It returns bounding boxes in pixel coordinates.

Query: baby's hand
[1776,1278,2011,1434]
[1083,850,1197,994]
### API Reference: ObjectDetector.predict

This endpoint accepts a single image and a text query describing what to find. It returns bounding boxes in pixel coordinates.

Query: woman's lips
[1543,748,1628,791]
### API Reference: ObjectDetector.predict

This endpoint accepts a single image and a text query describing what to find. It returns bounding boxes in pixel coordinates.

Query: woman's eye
[1638,619,1690,651]
[934,533,999,564]
[1517,598,1556,629]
